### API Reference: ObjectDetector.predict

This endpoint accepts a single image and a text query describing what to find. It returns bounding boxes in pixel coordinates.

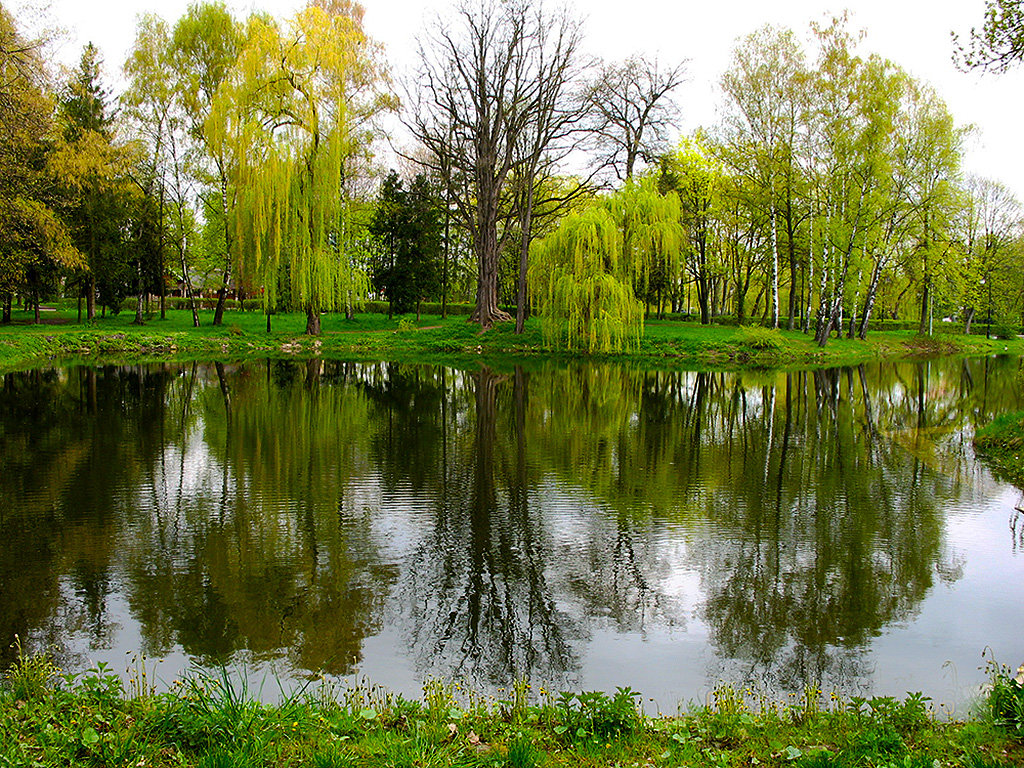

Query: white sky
[23,0,1024,199]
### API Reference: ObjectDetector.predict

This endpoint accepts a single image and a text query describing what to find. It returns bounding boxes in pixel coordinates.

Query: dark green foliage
[985,661,1024,739]
[988,323,1021,340]
[551,687,642,743]
[60,43,111,142]
[370,171,443,316]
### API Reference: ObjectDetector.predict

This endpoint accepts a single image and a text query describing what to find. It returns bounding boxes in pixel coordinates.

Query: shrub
[990,324,1021,340]
[736,325,784,352]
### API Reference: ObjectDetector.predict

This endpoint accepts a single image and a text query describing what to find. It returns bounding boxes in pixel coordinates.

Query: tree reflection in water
[0,356,1021,698]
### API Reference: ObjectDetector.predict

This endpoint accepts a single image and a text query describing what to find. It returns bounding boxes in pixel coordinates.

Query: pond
[1,356,1022,710]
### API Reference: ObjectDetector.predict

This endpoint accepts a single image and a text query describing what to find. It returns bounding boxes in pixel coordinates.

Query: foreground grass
[1,304,1020,373]
[974,410,1024,488]
[2,651,1023,768]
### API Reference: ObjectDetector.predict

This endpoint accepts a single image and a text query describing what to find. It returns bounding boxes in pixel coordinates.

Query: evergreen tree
[369,171,443,317]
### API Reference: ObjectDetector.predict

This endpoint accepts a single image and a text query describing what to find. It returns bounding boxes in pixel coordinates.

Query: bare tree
[407,0,532,328]
[406,0,589,330]
[585,55,687,182]
[510,5,592,334]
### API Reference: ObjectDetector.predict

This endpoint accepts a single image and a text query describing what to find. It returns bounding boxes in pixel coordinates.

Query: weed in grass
[312,742,357,768]
[126,652,158,699]
[851,722,906,759]
[3,636,58,701]
[507,732,542,768]
[982,653,1024,740]
[960,749,1018,768]
[552,686,642,744]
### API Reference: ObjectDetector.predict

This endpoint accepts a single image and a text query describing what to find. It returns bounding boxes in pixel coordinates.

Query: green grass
[2,646,1023,768]
[1,304,1022,374]
[974,409,1024,487]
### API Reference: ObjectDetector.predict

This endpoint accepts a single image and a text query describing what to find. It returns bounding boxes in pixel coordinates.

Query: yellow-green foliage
[529,206,643,352]
[529,179,683,353]
[212,4,389,317]
[604,176,684,295]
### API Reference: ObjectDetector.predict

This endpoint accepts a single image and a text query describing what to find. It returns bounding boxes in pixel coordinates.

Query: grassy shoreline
[1,306,1021,374]
[3,650,1023,768]
[974,410,1024,488]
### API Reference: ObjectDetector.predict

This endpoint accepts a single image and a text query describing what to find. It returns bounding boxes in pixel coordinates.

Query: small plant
[553,687,642,743]
[984,657,1024,740]
[79,661,125,706]
[736,325,784,352]
[396,317,416,333]
[507,732,542,768]
[228,324,243,336]
[3,636,57,701]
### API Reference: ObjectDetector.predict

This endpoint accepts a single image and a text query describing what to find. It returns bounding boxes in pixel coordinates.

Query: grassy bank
[1,304,1021,373]
[974,410,1024,488]
[3,650,1023,768]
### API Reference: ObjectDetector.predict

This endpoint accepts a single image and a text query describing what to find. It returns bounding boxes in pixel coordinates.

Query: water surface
[1,357,1021,709]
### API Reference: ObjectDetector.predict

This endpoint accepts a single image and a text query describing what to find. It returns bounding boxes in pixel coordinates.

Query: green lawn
[0,303,1021,373]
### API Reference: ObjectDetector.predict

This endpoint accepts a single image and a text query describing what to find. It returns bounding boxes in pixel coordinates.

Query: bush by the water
[736,325,785,352]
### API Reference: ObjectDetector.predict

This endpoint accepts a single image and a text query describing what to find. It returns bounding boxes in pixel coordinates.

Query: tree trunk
[964,306,975,335]
[87,274,96,321]
[133,292,145,325]
[470,209,511,329]
[180,255,201,328]
[442,189,450,320]
[918,279,930,336]
[305,306,321,335]
[918,214,930,336]
[857,258,883,340]
[515,181,535,335]
[214,177,233,327]
[785,201,798,330]
[2,293,11,324]
[770,204,779,328]
[213,267,230,327]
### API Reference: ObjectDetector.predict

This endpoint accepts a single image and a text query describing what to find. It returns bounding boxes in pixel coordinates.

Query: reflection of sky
[869,484,1024,710]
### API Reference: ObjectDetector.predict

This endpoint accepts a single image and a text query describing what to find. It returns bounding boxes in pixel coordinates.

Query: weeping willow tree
[606,176,685,303]
[529,179,682,352]
[215,2,393,334]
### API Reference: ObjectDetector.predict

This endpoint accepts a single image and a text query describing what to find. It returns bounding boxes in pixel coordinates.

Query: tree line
[0,0,1021,348]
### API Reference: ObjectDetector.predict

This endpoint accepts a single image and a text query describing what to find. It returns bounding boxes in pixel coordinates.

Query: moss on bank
[2,649,1023,768]
[1,306,1020,374]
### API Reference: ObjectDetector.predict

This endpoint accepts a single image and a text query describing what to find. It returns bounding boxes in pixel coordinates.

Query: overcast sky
[23,0,1024,199]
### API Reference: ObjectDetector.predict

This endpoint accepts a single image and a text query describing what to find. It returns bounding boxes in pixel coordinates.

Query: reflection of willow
[0,366,176,668]
[122,361,396,675]
[526,366,725,629]
[396,366,578,687]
